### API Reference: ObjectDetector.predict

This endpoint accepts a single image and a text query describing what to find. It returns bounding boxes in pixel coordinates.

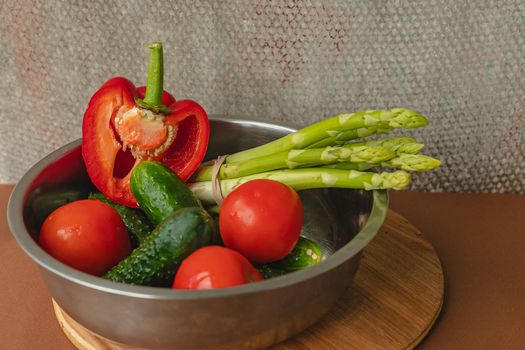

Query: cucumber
[29,187,88,229]
[88,192,153,247]
[258,264,287,279]
[203,206,223,245]
[130,161,201,224]
[276,236,323,271]
[104,207,216,286]
[258,237,323,278]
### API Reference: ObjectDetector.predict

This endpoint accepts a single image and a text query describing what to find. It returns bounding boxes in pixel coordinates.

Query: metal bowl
[7,116,388,350]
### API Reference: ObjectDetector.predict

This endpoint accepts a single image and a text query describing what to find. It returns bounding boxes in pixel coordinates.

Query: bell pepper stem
[135,42,172,115]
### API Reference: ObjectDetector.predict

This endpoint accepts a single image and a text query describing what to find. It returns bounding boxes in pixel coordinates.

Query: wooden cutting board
[53,209,444,350]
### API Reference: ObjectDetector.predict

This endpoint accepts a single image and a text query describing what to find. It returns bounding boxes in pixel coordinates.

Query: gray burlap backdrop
[1,0,524,192]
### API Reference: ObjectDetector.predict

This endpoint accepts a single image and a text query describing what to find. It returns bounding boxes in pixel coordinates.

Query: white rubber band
[211,155,228,205]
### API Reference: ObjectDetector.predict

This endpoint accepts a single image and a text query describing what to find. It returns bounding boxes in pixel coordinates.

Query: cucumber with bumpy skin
[104,207,215,286]
[29,188,88,229]
[276,236,323,270]
[88,192,153,247]
[258,264,287,279]
[130,161,202,225]
[258,237,323,278]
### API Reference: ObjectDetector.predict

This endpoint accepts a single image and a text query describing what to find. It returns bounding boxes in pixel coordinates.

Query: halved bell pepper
[82,42,209,207]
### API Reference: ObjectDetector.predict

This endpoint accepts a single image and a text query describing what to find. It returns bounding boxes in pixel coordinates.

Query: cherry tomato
[172,246,263,289]
[219,179,303,263]
[39,200,131,276]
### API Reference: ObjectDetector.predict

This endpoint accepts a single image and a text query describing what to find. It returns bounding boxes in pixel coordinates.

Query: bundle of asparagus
[188,108,441,205]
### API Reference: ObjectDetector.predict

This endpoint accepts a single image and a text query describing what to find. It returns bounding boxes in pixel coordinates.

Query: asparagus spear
[194,136,425,181]
[306,126,389,148]
[310,131,426,153]
[382,154,442,171]
[188,169,411,205]
[324,154,441,172]
[193,144,395,181]
[348,136,424,155]
[226,108,428,164]
[322,163,375,171]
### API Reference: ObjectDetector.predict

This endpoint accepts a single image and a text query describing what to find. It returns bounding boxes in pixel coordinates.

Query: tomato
[219,179,303,263]
[38,200,131,276]
[172,246,263,289]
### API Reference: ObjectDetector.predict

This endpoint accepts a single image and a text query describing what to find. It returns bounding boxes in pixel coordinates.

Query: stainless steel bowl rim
[7,116,388,300]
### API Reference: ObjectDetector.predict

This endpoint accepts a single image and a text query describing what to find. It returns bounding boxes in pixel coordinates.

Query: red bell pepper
[82,42,209,207]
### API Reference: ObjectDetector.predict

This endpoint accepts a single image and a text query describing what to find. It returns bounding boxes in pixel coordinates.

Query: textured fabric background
[0,0,524,192]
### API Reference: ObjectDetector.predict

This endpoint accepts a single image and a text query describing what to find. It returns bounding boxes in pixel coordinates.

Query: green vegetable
[104,207,216,286]
[28,188,88,229]
[130,161,201,224]
[189,168,412,205]
[194,143,394,181]
[225,108,428,163]
[258,237,323,278]
[380,154,442,171]
[275,236,323,270]
[306,125,389,149]
[88,192,153,247]
[258,264,287,279]
[321,162,376,171]
[204,207,223,245]
[187,109,439,202]
[323,154,441,172]
[194,136,430,182]
[347,136,424,155]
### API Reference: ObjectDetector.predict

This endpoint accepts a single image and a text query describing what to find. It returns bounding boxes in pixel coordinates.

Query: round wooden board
[53,209,444,350]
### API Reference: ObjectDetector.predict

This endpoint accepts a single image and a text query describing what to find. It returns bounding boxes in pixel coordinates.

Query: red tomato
[219,179,303,263]
[39,200,131,276]
[172,246,263,289]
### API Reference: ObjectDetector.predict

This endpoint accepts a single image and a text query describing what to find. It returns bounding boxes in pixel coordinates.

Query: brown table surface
[1,184,525,349]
